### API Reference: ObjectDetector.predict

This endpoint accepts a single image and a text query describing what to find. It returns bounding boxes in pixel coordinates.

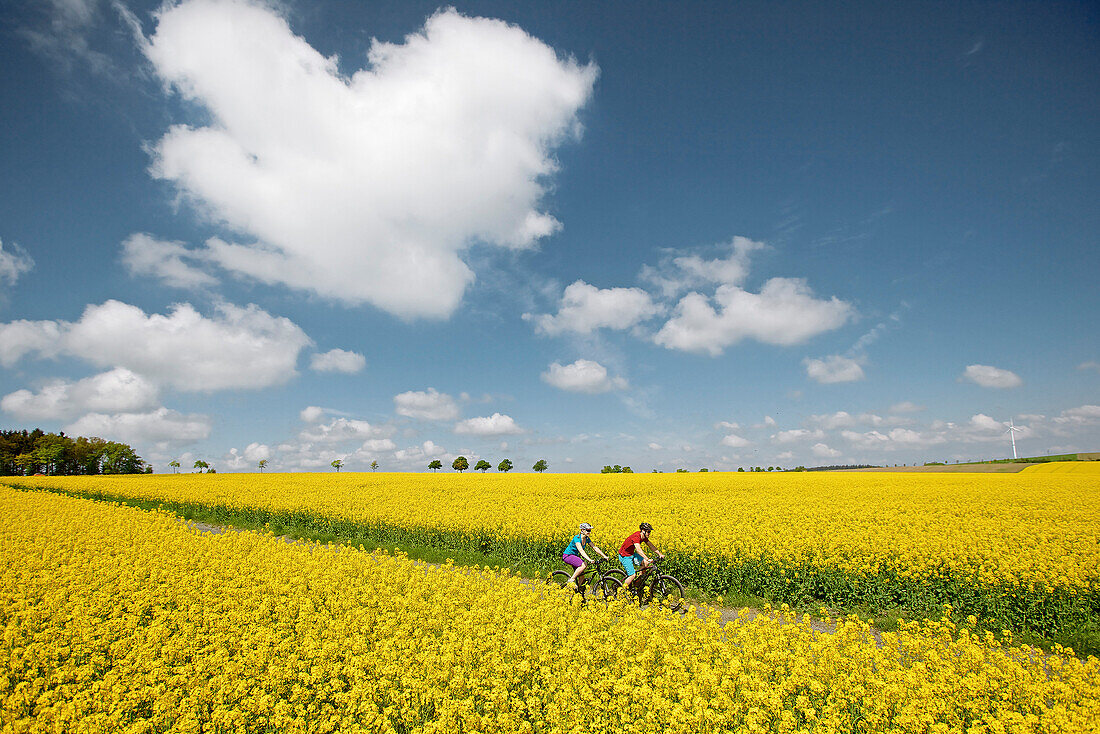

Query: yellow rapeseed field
[3,486,1099,733]
[9,469,1100,592]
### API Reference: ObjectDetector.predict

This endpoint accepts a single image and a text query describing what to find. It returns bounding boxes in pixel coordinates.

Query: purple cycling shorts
[563,553,584,569]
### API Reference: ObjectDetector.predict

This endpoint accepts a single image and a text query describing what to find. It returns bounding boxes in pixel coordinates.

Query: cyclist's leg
[563,553,585,586]
[618,553,638,591]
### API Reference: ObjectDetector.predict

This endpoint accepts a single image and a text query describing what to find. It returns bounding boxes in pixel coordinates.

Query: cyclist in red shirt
[618,522,664,593]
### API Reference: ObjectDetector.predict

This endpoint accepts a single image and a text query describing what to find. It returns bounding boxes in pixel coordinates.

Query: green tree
[622,466,633,473]
[452,456,469,472]
[370,461,379,472]
[474,459,492,472]
[193,460,208,473]
[532,459,548,473]
[258,459,268,473]
[331,459,343,472]
[428,459,443,471]
[497,458,513,472]
[169,460,181,473]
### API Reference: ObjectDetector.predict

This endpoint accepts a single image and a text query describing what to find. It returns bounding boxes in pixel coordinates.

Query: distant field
[846,458,1100,473]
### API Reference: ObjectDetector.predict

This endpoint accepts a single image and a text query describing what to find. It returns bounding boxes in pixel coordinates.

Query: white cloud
[721,433,751,448]
[226,442,271,469]
[359,438,397,453]
[310,348,366,374]
[1078,361,1100,373]
[808,411,857,429]
[64,407,211,445]
[1054,405,1100,425]
[0,238,34,286]
[0,300,312,391]
[541,359,628,394]
[145,2,597,319]
[890,401,924,413]
[640,236,765,298]
[812,443,841,458]
[393,439,447,464]
[527,280,660,335]
[454,413,524,436]
[841,427,947,451]
[961,364,1022,389]
[969,414,1004,432]
[120,233,217,289]
[394,388,459,421]
[1,368,159,421]
[299,418,390,444]
[804,355,865,384]
[300,406,324,423]
[772,428,825,444]
[654,278,852,356]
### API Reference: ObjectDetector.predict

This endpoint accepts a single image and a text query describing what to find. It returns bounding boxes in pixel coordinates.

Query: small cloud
[639,236,765,298]
[804,355,865,384]
[526,281,661,335]
[394,388,459,421]
[300,406,324,423]
[721,433,751,448]
[716,421,740,430]
[0,238,34,287]
[310,348,366,374]
[961,364,1022,389]
[812,443,841,458]
[454,413,524,436]
[647,442,663,451]
[300,418,390,444]
[1078,361,1100,373]
[808,411,857,430]
[890,401,924,414]
[120,233,217,289]
[772,428,825,444]
[541,359,628,394]
[654,278,853,356]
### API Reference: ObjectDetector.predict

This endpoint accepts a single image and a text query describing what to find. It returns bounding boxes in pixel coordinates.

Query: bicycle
[546,557,625,604]
[604,557,685,612]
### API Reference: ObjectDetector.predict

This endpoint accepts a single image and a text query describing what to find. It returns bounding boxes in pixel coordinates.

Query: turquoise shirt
[563,533,590,556]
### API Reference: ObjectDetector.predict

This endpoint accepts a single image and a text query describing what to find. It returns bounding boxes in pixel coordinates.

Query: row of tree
[0,429,148,476]
[430,457,548,473]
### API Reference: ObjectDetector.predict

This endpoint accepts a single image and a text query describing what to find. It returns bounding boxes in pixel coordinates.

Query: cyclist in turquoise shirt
[563,522,609,587]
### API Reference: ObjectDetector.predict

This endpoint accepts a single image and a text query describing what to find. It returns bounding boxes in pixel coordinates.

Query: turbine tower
[1004,418,1023,460]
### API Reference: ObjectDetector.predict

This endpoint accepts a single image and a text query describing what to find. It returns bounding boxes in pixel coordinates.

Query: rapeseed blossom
[7,466,1100,639]
[3,486,1099,733]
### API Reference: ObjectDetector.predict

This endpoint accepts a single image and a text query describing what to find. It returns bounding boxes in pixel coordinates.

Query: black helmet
[639,522,653,533]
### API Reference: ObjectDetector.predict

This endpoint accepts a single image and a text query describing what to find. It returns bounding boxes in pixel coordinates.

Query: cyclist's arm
[634,543,651,564]
[591,543,609,559]
[645,538,665,559]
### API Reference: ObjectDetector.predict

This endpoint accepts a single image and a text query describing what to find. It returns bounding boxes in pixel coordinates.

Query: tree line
[0,429,148,476]
[429,457,548,473]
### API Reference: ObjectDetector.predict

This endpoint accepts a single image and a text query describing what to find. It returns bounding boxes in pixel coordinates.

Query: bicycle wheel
[652,575,685,612]
[600,577,623,601]
[603,567,627,584]
[547,570,573,591]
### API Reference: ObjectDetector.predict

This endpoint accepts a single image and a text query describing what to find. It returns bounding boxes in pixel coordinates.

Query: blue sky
[1,0,1097,472]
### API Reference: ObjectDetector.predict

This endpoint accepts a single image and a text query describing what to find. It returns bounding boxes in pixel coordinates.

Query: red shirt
[619,531,644,557]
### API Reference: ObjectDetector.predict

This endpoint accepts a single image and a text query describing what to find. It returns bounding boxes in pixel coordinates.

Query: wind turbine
[1004,418,1023,460]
